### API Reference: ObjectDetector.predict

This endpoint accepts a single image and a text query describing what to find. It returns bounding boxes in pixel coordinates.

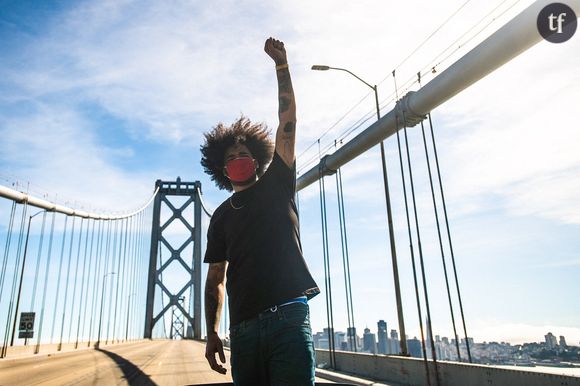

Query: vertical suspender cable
[0,201,17,302]
[113,220,127,342]
[118,218,129,342]
[137,211,147,334]
[58,216,77,347]
[131,215,139,339]
[88,220,104,345]
[0,201,17,357]
[128,215,138,339]
[335,167,357,352]
[122,218,131,341]
[30,211,48,314]
[139,210,147,335]
[393,71,432,386]
[318,144,336,368]
[400,106,441,386]
[415,71,462,360]
[106,220,119,343]
[68,218,85,342]
[11,209,45,347]
[112,219,124,342]
[2,201,28,355]
[51,215,68,344]
[427,113,472,362]
[36,211,56,352]
[77,219,95,347]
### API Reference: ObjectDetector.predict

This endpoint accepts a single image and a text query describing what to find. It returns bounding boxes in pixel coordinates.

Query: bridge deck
[0,340,334,385]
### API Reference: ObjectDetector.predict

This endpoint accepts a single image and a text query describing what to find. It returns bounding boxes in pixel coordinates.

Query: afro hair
[200,116,274,191]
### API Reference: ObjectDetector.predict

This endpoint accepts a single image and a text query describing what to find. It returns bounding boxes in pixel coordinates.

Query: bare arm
[264,37,296,167]
[204,261,227,374]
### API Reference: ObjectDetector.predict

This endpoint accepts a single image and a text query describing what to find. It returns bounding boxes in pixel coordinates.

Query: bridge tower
[144,178,203,339]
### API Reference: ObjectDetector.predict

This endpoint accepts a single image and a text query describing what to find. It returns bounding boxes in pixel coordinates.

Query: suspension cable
[393,71,432,386]
[30,211,48,312]
[2,200,28,356]
[105,220,120,343]
[68,218,85,342]
[416,72,462,361]
[318,141,336,368]
[121,218,131,341]
[400,106,441,386]
[427,113,472,362]
[51,215,68,344]
[0,201,17,302]
[36,211,56,352]
[76,218,96,347]
[335,167,357,352]
[88,219,104,345]
[58,216,77,347]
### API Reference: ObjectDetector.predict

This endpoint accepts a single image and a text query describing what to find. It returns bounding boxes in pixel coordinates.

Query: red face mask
[225,157,257,183]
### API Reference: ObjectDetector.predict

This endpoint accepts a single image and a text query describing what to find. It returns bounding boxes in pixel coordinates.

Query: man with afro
[200,37,320,385]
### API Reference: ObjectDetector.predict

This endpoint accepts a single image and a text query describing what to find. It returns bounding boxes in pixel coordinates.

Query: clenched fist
[264,37,287,66]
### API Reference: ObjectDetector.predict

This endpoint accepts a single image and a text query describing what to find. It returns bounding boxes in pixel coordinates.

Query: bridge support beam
[144,178,203,340]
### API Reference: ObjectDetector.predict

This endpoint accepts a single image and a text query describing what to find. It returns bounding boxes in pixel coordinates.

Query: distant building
[377,320,388,354]
[390,329,400,354]
[559,336,567,348]
[335,331,346,351]
[545,332,558,350]
[408,337,423,358]
[347,327,358,352]
[363,327,377,354]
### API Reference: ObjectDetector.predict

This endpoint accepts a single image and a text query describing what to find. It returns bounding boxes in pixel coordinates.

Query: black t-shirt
[204,152,320,326]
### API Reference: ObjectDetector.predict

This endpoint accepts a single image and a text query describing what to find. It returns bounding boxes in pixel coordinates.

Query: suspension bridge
[1,0,579,385]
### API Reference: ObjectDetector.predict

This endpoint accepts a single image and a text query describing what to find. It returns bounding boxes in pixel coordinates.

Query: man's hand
[205,332,227,374]
[264,37,287,65]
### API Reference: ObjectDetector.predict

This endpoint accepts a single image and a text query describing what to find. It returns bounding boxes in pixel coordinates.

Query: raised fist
[264,37,287,66]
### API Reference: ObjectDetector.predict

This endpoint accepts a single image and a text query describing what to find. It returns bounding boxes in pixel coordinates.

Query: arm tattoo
[283,121,295,133]
[279,96,290,114]
[276,69,292,93]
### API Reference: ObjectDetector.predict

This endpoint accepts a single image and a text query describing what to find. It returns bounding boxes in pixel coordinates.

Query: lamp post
[125,292,136,341]
[96,271,115,349]
[10,209,46,347]
[312,65,408,356]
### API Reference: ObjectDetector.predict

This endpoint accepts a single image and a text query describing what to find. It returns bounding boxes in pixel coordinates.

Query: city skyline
[311,319,579,365]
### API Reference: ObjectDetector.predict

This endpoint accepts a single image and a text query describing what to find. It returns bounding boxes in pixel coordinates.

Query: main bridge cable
[426,111,473,363]
[318,140,337,368]
[416,73,462,361]
[298,0,477,171]
[298,0,519,177]
[392,71,432,386]
[0,184,160,221]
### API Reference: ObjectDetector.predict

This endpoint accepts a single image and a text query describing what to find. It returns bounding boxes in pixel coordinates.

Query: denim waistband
[263,296,307,313]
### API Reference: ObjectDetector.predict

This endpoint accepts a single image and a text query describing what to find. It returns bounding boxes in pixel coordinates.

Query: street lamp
[96,271,116,349]
[125,292,136,341]
[312,64,408,356]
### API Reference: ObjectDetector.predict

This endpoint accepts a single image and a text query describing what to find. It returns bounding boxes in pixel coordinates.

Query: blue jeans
[229,302,315,386]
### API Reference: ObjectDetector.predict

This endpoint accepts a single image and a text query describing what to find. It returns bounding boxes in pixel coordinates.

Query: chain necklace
[229,197,244,210]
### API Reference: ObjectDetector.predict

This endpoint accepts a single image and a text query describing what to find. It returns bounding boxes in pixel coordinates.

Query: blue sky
[1,0,579,346]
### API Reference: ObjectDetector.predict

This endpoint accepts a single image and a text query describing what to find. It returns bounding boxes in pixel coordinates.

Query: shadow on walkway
[97,347,157,386]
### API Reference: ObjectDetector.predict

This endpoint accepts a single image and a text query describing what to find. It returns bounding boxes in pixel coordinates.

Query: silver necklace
[229,197,244,210]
